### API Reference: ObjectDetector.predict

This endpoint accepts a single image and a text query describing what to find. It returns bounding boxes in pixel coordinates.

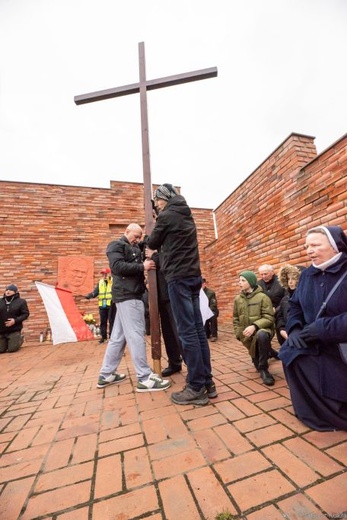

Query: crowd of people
[2,185,347,430]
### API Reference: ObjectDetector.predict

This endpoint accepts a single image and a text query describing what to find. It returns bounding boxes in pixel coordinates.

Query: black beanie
[153,183,178,201]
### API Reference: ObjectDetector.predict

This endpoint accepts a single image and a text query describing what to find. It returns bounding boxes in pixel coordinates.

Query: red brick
[152,447,206,480]
[278,492,330,520]
[92,485,159,518]
[21,481,91,519]
[70,433,98,463]
[284,437,344,476]
[214,450,271,483]
[214,423,253,455]
[0,476,35,520]
[193,429,230,463]
[123,447,153,489]
[262,444,319,487]
[228,469,295,510]
[305,473,347,514]
[43,438,75,471]
[159,475,201,519]
[36,461,94,492]
[187,466,237,518]
[94,454,122,498]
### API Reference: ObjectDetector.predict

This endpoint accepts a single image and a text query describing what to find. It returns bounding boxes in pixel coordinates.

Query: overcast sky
[1,0,346,209]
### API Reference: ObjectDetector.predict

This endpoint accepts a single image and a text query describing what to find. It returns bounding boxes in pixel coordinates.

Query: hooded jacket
[147,195,201,282]
[233,286,274,357]
[276,265,302,334]
[0,292,30,334]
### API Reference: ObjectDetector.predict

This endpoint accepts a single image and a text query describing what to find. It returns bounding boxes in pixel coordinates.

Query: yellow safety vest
[98,278,112,308]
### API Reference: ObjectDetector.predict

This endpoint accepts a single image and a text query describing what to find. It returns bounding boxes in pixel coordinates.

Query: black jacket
[0,292,30,334]
[147,195,201,282]
[258,275,285,310]
[106,235,145,302]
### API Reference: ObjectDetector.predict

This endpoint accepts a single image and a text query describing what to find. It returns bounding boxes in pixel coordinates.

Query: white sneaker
[97,373,126,388]
[136,373,171,392]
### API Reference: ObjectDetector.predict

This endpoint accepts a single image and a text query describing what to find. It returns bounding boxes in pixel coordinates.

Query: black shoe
[260,369,275,386]
[99,338,106,344]
[206,382,218,398]
[161,365,182,377]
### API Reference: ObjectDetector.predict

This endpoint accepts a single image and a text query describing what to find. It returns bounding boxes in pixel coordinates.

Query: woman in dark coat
[279,225,347,431]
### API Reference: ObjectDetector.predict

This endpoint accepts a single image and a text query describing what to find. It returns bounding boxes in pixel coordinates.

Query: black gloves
[287,328,308,350]
[287,323,319,350]
[299,323,319,343]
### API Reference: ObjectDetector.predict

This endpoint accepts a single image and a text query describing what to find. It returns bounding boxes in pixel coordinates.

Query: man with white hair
[258,264,285,357]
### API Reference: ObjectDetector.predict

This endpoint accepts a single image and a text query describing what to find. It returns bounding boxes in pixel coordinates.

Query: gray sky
[1,0,346,209]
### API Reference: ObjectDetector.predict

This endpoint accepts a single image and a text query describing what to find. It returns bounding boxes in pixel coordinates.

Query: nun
[279,225,347,431]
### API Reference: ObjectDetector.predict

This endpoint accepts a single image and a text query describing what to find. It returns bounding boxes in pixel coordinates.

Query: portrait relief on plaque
[57,256,94,295]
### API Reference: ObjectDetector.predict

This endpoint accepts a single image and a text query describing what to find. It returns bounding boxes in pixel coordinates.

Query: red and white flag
[35,282,94,345]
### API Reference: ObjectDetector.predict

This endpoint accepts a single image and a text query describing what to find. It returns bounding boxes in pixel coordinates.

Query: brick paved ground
[0,330,346,520]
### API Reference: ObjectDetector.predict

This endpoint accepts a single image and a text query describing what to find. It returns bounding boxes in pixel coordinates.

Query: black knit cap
[6,284,18,293]
[153,183,178,201]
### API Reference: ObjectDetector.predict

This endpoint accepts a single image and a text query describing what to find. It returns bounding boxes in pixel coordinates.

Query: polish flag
[35,282,94,345]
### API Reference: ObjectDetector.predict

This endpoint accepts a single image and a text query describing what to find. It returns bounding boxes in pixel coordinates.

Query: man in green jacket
[233,271,275,386]
[202,278,219,341]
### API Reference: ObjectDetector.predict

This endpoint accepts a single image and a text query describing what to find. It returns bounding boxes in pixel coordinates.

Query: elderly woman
[279,225,347,431]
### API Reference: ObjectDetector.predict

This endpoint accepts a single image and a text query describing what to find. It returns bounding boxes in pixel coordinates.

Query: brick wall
[2,130,347,341]
[204,132,347,326]
[0,180,215,342]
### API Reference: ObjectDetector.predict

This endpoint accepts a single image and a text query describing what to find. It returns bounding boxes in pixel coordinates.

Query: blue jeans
[168,276,213,391]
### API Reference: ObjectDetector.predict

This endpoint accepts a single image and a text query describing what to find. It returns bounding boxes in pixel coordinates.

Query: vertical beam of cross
[75,42,217,373]
[138,43,162,374]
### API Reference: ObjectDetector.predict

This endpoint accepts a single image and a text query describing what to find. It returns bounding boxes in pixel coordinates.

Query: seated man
[0,284,30,353]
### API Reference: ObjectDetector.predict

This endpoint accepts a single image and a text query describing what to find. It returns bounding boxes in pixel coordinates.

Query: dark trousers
[253,330,272,370]
[168,276,212,392]
[204,315,218,338]
[99,305,115,340]
[159,299,183,367]
[0,331,24,353]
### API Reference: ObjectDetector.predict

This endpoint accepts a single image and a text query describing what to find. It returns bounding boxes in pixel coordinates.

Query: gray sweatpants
[99,299,152,382]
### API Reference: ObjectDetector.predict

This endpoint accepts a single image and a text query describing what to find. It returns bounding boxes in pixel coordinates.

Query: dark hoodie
[0,291,30,334]
[147,195,201,282]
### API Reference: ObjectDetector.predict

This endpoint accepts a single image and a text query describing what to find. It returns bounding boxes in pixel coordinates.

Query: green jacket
[203,287,219,316]
[233,286,274,357]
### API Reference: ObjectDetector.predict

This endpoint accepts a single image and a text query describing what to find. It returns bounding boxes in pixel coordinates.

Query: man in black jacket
[147,184,216,406]
[0,284,29,353]
[258,264,285,357]
[97,223,171,393]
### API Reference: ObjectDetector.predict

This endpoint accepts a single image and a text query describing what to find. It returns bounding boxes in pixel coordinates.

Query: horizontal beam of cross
[74,66,217,105]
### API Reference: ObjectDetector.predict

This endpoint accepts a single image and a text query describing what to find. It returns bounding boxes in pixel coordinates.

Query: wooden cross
[75,42,217,374]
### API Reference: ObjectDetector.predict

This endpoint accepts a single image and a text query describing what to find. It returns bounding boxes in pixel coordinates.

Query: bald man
[97,224,171,393]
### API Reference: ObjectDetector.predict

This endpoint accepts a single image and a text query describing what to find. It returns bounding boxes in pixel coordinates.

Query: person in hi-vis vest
[85,268,115,343]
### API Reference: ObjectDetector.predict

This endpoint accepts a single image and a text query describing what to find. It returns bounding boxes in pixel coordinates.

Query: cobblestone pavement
[0,330,346,519]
